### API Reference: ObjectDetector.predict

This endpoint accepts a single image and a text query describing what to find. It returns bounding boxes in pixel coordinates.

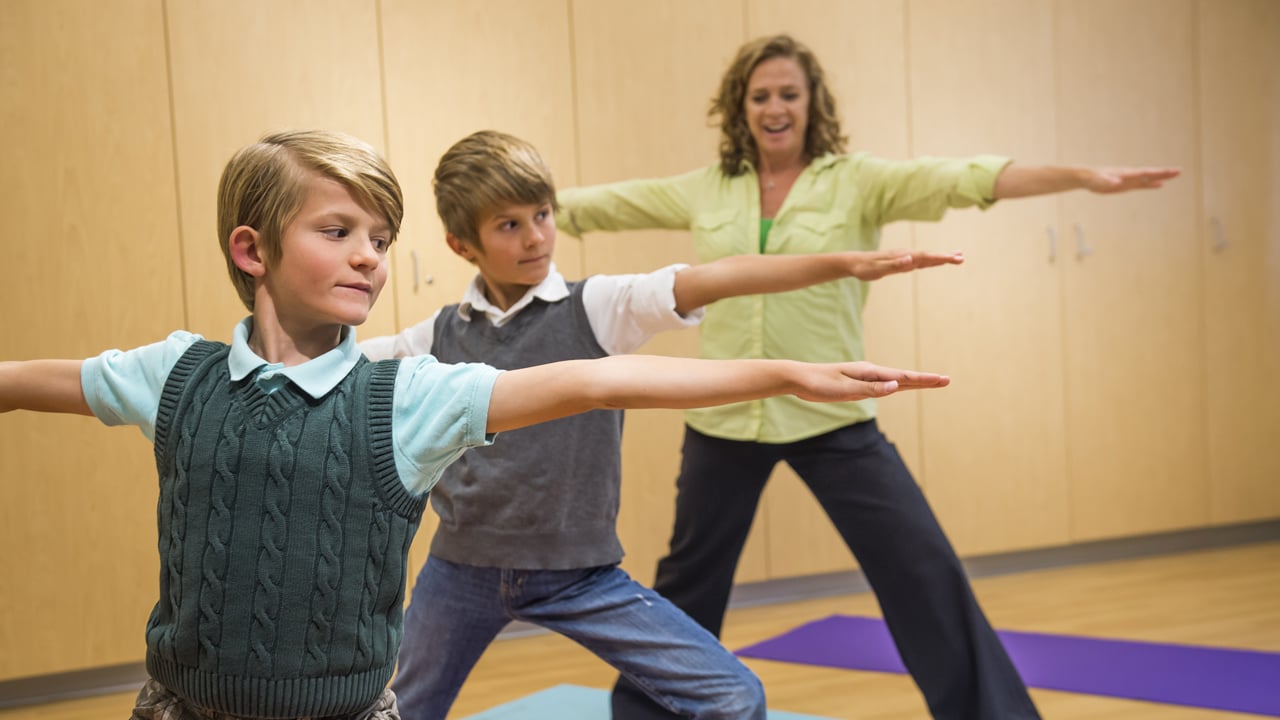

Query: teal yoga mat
[461,684,835,719]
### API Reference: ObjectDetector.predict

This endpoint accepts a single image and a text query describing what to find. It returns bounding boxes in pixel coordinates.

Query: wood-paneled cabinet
[0,0,184,681]
[909,0,1071,556]
[165,0,393,342]
[1054,0,1208,541]
[378,0,581,578]
[569,0,749,585]
[911,0,1210,551]
[1197,0,1280,524]
[0,0,1276,687]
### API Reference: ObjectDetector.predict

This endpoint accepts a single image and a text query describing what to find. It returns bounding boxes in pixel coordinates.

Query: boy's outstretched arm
[0,360,92,415]
[671,249,964,315]
[485,355,949,433]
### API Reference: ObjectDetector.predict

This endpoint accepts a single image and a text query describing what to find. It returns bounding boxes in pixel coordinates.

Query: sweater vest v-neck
[428,281,625,569]
[147,340,420,717]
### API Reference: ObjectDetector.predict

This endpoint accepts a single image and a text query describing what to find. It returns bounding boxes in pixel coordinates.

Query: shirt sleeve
[391,355,502,495]
[555,167,709,237]
[581,266,705,355]
[79,330,201,442]
[359,309,441,360]
[850,153,1013,226]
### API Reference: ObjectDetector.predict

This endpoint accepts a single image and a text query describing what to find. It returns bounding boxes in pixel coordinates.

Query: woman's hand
[994,163,1181,199]
[1081,167,1182,194]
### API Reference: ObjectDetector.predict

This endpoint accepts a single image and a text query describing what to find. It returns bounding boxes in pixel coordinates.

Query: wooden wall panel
[380,0,580,329]
[378,0,579,576]
[0,0,182,679]
[165,0,393,342]
[1198,0,1280,523]
[570,0,751,584]
[1054,0,1208,540]
[908,0,1071,555]
[0,0,1277,688]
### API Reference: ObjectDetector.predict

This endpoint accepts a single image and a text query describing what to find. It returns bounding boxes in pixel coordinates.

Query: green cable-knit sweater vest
[146,340,421,718]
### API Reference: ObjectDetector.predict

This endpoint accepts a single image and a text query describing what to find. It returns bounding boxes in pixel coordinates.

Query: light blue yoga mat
[461,683,835,719]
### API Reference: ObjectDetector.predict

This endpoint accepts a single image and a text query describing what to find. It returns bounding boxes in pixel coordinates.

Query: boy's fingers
[882,253,916,272]
[896,375,951,388]
[897,368,951,386]
[915,252,965,267]
[844,364,949,386]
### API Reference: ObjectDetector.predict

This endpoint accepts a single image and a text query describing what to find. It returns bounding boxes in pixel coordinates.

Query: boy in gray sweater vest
[1,130,949,720]
[360,130,963,719]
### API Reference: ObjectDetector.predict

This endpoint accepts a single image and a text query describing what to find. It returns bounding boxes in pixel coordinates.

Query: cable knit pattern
[357,507,390,670]
[247,411,302,677]
[303,382,351,675]
[160,362,222,663]
[147,342,421,717]
[197,404,243,665]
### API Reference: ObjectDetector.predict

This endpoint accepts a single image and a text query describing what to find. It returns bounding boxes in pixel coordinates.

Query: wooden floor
[3,541,1277,719]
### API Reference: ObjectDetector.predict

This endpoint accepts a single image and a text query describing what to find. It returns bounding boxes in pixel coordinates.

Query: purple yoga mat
[736,615,1280,716]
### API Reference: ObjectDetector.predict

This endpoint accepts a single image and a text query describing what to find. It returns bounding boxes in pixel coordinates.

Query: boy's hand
[849,249,964,281]
[792,361,950,403]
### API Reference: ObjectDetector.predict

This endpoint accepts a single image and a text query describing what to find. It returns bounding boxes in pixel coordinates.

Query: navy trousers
[611,420,1041,720]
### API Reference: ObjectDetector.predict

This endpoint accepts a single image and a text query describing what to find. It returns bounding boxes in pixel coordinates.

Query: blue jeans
[391,556,765,720]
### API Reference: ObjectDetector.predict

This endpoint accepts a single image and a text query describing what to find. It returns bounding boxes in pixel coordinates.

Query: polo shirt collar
[456,264,569,321]
[227,317,363,398]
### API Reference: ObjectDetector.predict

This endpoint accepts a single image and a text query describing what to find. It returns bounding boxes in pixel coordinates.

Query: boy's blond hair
[433,130,558,247]
[217,129,404,310]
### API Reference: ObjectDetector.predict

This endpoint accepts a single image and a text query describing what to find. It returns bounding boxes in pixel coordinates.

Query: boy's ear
[445,232,478,264]
[228,225,268,278]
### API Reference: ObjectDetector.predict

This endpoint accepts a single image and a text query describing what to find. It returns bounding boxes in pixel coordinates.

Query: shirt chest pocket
[691,209,747,261]
[773,213,849,254]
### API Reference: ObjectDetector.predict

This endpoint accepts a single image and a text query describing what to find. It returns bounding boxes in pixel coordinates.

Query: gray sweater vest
[148,340,421,717]
[429,281,624,569]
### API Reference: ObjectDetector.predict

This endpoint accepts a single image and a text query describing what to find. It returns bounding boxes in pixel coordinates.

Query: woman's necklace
[762,164,797,191]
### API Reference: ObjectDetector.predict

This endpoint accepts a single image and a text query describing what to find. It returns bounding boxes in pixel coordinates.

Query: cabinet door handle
[408,250,434,291]
[1046,226,1058,264]
[1073,223,1093,260]
[1210,216,1229,253]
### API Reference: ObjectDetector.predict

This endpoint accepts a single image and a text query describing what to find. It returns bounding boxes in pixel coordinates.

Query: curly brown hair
[710,34,846,176]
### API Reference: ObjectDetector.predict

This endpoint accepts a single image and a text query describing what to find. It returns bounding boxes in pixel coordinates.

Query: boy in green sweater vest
[0,129,949,720]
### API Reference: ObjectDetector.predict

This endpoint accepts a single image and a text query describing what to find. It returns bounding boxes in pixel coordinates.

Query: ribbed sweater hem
[147,653,392,719]
[431,528,624,570]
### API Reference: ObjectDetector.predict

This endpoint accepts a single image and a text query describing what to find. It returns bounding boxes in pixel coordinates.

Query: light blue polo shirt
[80,318,500,496]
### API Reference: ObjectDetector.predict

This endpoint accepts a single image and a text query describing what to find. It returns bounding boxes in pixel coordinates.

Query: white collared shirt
[360,263,703,360]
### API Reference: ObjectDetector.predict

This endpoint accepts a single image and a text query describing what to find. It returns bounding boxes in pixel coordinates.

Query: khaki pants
[129,679,399,720]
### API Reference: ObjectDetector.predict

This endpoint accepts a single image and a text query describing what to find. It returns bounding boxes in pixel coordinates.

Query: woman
[556,34,1177,720]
